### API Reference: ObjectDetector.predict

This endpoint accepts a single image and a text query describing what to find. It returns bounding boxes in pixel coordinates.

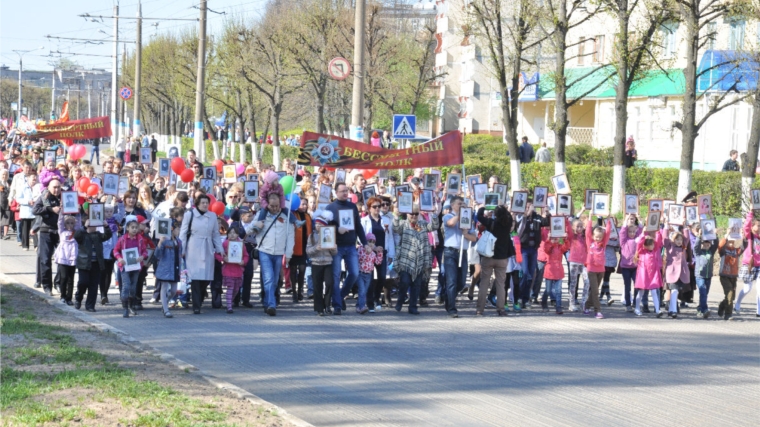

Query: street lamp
[12,46,45,126]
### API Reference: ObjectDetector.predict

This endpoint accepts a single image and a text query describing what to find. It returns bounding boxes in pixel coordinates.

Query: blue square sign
[392,114,416,139]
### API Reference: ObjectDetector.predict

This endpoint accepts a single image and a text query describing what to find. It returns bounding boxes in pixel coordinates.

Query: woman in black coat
[475,205,514,316]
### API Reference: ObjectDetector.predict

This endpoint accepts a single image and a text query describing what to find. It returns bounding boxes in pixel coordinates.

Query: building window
[707,22,717,50]
[593,35,605,63]
[728,20,745,50]
[578,36,586,65]
[660,23,678,58]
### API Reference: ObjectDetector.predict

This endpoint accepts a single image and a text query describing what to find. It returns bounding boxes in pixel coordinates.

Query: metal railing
[545,127,596,146]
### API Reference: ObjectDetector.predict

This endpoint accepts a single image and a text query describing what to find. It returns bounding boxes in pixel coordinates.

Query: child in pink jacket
[735,210,760,316]
[619,214,643,311]
[585,217,611,318]
[661,222,691,318]
[540,218,572,314]
[567,218,590,312]
[634,231,664,317]
[215,222,250,314]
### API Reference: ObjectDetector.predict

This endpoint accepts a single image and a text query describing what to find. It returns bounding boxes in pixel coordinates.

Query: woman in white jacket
[16,173,38,250]
[253,193,295,316]
[360,196,395,312]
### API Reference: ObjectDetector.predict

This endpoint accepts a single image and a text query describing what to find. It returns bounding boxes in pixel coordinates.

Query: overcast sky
[1,0,268,71]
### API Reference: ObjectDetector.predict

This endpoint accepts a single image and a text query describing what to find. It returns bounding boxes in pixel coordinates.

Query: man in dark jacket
[150,134,158,163]
[518,137,535,164]
[517,203,549,307]
[74,221,112,311]
[722,150,740,171]
[32,178,62,296]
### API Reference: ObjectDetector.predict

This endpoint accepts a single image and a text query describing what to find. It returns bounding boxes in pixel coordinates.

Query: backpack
[476,220,497,258]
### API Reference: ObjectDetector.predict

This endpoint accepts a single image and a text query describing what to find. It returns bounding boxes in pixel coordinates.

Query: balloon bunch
[68,144,87,160]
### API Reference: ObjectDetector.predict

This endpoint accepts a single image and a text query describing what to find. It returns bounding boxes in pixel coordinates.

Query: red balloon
[171,157,186,174]
[361,169,378,179]
[86,184,99,197]
[69,144,85,160]
[210,201,225,216]
[180,169,195,183]
[77,177,91,191]
[208,195,217,205]
[213,159,225,172]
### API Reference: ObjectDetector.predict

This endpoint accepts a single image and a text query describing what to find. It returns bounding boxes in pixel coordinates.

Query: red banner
[33,116,111,140]
[298,131,463,169]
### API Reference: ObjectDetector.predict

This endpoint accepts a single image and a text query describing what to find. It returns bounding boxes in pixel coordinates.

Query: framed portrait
[395,184,410,199]
[551,173,571,195]
[700,218,717,240]
[247,173,259,182]
[117,175,130,197]
[102,173,119,196]
[334,169,347,184]
[204,166,217,181]
[88,203,104,227]
[200,178,214,194]
[727,218,742,240]
[662,199,676,213]
[175,178,189,192]
[685,206,699,225]
[397,191,414,214]
[608,218,619,240]
[547,195,557,215]
[319,226,337,250]
[61,191,79,214]
[361,184,378,202]
[318,184,332,203]
[446,173,461,195]
[645,211,661,232]
[466,174,482,195]
[122,247,142,272]
[494,184,508,205]
[423,173,438,190]
[338,209,355,230]
[156,218,171,238]
[44,150,56,165]
[550,216,567,238]
[533,186,548,208]
[158,158,170,177]
[510,190,528,213]
[752,189,760,210]
[624,194,639,215]
[140,147,152,164]
[166,144,181,159]
[420,190,435,212]
[484,192,499,210]
[473,183,488,204]
[56,156,66,166]
[223,165,237,183]
[227,241,244,264]
[459,207,472,229]
[648,199,663,212]
[584,189,598,210]
[557,195,572,216]
[591,193,610,216]
[168,170,177,186]
[244,180,259,203]
[697,194,712,216]
[667,204,684,225]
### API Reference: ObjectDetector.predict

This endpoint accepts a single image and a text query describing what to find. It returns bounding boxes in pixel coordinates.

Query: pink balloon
[235,163,246,176]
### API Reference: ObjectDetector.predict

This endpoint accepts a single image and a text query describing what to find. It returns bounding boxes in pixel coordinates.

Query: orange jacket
[293,211,312,257]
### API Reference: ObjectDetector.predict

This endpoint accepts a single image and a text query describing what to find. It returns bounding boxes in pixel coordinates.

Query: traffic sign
[328,57,351,81]
[392,114,416,139]
[119,86,133,100]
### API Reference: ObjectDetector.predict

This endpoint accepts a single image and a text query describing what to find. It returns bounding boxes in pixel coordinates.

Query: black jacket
[518,212,549,249]
[74,227,113,270]
[32,191,61,234]
[477,207,515,259]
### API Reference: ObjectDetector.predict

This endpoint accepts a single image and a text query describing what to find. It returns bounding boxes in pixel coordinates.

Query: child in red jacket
[215,222,250,314]
[585,217,611,318]
[541,218,572,314]
[113,215,149,318]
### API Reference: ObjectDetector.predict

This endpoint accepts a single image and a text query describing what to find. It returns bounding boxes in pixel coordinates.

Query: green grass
[11,343,106,365]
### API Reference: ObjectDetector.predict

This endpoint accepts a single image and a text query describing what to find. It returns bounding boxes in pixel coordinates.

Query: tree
[601,0,673,214]
[738,0,760,211]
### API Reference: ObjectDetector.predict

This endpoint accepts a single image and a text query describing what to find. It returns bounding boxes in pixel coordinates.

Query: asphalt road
[1,237,758,426]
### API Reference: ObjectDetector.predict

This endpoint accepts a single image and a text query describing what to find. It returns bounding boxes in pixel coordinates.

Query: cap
[136,215,149,224]
[125,215,138,225]
[366,232,376,242]
[314,209,333,225]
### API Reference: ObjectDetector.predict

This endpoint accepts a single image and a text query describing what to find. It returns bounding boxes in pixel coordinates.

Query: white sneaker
[634,309,642,316]
[375,305,382,312]
[569,304,579,312]
[696,311,704,318]
[149,298,157,304]
[626,306,634,313]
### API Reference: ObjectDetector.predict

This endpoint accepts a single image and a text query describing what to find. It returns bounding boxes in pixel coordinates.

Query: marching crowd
[1,134,759,322]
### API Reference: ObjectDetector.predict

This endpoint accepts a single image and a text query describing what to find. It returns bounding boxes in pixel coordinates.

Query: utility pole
[194,0,208,161]
[111,1,119,142]
[87,81,91,118]
[51,69,56,120]
[350,0,366,142]
[12,47,44,125]
[133,0,142,137]
[122,43,128,137]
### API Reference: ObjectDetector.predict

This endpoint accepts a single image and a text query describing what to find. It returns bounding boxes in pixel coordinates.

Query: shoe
[634,309,642,316]
[541,301,548,310]
[460,286,469,295]
[595,312,604,319]
[487,295,497,308]
[680,302,689,308]
[532,298,539,304]
[449,312,459,318]
[475,311,484,317]
[703,310,710,319]
[368,308,375,313]
[44,289,53,296]
[523,301,532,309]
[193,309,201,314]
[333,309,341,316]
[569,304,579,312]
[408,309,420,315]
[66,300,73,306]
[718,304,725,317]
[355,307,363,314]
[642,306,651,313]
[123,309,130,318]
[583,309,591,315]
[395,304,402,312]
[298,293,304,301]
[607,299,615,306]
[285,288,293,294]
[164,311,174,318]
[626,306,633,313]
[341,300,347,311]
[318,310,325,316]
[149,298,157,304]
[60,298,67,304]
[555,309,564,315]
[656,311,664,318]
[242,302,254,308]
[497,310,508,317]
[75,301,82,310]
[668,311,677,319]
[134,304,144,311]
[434,295,442,304]
[419,300,429,307]
[34,282,41,288]
[101,297,109,305]
[375,305,382,312]
[307,292,314,300]
[86,307,96,312]
[227,309,234,314]
[513,303,522,312]
[266,307,276,316]
[696,311,704,318]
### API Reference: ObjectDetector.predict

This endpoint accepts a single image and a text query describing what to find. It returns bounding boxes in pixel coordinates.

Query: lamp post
[12,46,45,126]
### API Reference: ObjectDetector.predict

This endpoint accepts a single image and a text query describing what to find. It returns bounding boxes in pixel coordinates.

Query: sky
[1,0,268,71]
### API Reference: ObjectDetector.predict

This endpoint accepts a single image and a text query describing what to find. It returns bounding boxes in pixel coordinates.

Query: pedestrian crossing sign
[392,114,416,139]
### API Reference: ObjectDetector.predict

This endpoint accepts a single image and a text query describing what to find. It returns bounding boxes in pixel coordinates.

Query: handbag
[9,199,19,213]
[252,211,282,260]
[476,221,497,258]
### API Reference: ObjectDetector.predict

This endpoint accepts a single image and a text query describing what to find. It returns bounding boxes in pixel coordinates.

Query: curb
[0,273,314,427]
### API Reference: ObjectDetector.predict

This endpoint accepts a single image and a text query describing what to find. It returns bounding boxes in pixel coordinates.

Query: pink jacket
[537,228,549,263]
[661,228,690,284]
[39,168,64,187]
[567,228,587,264]
[634,232,663,290]
[215,239,250,278]
[54,212,78,266]
[618,225,643,269]
[742,211,760,266]
[542,220,572,280]
[585,220,611,273]
[113,233,149,271]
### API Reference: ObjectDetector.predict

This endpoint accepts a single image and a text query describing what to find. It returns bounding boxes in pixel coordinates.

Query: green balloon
[279,175,295,194]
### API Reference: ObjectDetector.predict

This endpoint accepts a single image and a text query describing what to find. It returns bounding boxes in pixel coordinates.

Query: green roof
[597,69,685,98]
[540,66,616,100]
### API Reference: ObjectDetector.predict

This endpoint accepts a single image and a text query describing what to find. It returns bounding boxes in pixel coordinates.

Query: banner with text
[32,116,111,140]
[298,131,463,169]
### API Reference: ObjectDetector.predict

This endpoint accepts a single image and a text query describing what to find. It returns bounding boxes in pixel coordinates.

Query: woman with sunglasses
[360,196,395,312]
[393,202,440,315]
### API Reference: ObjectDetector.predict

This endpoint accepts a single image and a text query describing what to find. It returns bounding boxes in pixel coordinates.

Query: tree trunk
[553,3,569,176]
[742,92,760,213]
[677,4,699,201]
[315,83,326,134]
[611,16,630,215]
[272,102,281,171]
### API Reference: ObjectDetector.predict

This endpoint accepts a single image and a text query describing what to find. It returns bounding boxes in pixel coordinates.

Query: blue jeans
[357,272,372,309]
[621,267,637,307]
[259,252,283,309]
[542,279,562,310]
[120,270,140,300]
[90,145,100,164]
[116,151,125,162]
[433,245,445,297]
[16,220,21,242]
[443,247,468,314]
[519,247,538,303]
[397,271,422,312]
[696,276,711,313]
[332,245,359,311]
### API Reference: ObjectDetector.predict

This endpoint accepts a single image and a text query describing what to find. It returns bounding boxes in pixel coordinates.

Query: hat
[136,215,149,224]
[314,209,333,225]
[125,215,138,225]
[32,147,42,154]
[410,177,421,185]
[389,176,398,182]
[228,221,247,239]
[366,232,376,242]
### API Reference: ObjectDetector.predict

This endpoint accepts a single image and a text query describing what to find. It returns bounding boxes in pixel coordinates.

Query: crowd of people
[1,132,758,322]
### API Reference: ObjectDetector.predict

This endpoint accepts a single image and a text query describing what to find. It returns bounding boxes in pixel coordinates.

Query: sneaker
[513,303,522,312]
[656,311,664,318]
[227,309,234,314]
[606,299,615,306]
[165,311,174,318]
[668,311,677,319]
[66,300,73,306]
[75,301,82,310]
[100,296,109,305]
[434,295,442,305]
[634,310,642,316]
[307,292,314,300]
[642,306,651,313]
[60,298,67,304]
[368,308,375,313]
[355,307,362,314]
[487,295,497,308]
[149,298,157,304]
[583,309,591,315]
[703,310,710,319]
[626,306,634,313]
[318,310,325,316]
[44,289,53,296]
[449,312,459,318]
[696,311,704,318]
[333,309,342,316]
[475,311,484,317]
[595,312,604,319]
[523,301,532,309]
[555,309,564,315]
[680,302,689,308]
[266,307,277,316]
[375,305,382,312]
[569,304,579,312]
[85,307,96,313]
